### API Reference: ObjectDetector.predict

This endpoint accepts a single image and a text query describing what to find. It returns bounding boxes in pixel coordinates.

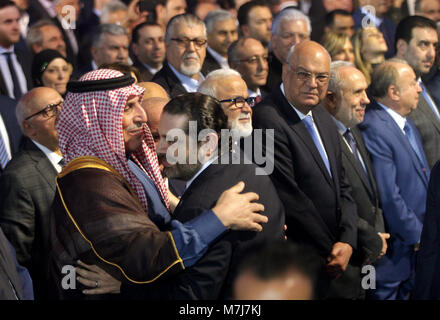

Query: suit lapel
[418,94,440,133]
[163,62,188,96]
[374,103,428,185]
[25,140,57,191]
[273,88,334,187]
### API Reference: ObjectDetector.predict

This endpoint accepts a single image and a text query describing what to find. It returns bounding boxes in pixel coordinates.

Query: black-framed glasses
[219,96,257,109]
[171,38,207,48]
[233,55,271,65]
[25,100,63,120]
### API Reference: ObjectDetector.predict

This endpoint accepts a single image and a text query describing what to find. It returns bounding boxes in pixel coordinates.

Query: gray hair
[100,0,128,24]
[198,68,242,98]
[165,14,207,44]
[204,9,237,34]
[370,58,409,98]
[271,8,311,37]
[26,20,58,49]
[92,23,128,48]
[328,61,355,96]
[15,99,27,132]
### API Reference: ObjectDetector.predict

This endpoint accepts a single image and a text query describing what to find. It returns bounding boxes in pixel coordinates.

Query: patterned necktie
[0,131,10,170]
[303,115,332,177]
[3,52,23,100]
[404,121,428,178]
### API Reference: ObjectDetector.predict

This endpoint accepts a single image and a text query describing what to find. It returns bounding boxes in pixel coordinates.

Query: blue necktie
[404,121,428,178]
[303,115,332,177]
[0,131,10,170]
[419,81,440,121]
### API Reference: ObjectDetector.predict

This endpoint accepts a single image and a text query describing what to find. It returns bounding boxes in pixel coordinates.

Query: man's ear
[200,131,219,158]
[325,91,338,116]
[22,120,35,139]
[241,25,249,37]
[388,84,400,101]
[396,39,408,57]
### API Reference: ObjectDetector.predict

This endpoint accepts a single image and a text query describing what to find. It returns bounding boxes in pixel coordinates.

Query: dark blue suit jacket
[0,95,22,157]
[359,101,429,282]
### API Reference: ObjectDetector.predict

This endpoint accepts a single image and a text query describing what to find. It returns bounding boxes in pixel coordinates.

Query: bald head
[137,82,169,100]
[283,40,331,114]
[16,87,62,152]
[142,97,170,146]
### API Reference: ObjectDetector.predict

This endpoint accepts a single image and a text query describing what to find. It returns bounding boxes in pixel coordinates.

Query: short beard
[180,61,201,77]
[163,162,202,181]
[229,117,253,138]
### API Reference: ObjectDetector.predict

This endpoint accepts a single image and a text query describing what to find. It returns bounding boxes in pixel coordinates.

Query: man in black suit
[0,0,32,100]
[152,14,207,97]
[26,20,67,58]
[323,61,390,299]
[0,95,23,172]
[0,87,64,300]
[131,22,166,82]
[201,9,238,75]
[252,40,358,299]
[124,92,284,299]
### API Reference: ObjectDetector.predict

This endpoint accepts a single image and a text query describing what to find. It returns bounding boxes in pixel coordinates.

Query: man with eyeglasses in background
[0,87,64,300]
[152,13,208,98]
[228,37,269,101]
[198,68,256,138]
[252,40,359,299]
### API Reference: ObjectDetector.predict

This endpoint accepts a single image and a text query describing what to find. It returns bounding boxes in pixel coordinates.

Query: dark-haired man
[237,0,272,48]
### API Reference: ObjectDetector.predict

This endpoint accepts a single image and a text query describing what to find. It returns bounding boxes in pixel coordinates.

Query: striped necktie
[0,131,10,170]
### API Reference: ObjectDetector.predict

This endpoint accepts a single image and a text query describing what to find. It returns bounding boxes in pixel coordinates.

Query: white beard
[180,53,201,76]
[229,113,253,138]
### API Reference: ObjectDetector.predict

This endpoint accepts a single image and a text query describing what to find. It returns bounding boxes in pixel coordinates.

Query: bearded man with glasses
[0,87,64,300]
[152,13,208,98]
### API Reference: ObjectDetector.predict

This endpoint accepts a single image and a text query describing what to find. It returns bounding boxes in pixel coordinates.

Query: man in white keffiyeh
[49,69,267,300]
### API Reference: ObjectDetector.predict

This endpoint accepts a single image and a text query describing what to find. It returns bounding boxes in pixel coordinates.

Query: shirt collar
[168,62,204,93]
[143,62,161,76]
[377,101,407,132]
[332,117,348,136]
[31,140,63,173]
[280,83,312,120]
[248,88,261,97]
[0,45,14,54]
[206,46,229,69]
[185,156,218,192]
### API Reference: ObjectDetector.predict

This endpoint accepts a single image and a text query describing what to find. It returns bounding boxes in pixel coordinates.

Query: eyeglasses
[233,55,271,65]
[171,38,207,48]
[25,100,63,120]
[219,96,257,109]
[291,68,329,85]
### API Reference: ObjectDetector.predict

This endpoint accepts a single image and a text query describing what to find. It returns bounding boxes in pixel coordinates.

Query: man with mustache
[152,13,208,98]
[323,61,390,299]
[252,40,359,299]
[228,37,269,101]
[359,59,428,300]
[395,15,440,169]
[48,69,268,299]
[198,69,254,138]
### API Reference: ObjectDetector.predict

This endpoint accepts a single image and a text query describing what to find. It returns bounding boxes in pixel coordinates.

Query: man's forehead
[173,24,205,39]
[410,26,438,42]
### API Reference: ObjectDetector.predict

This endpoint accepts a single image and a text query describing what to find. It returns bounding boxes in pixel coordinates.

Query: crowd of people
[1,0,440,301]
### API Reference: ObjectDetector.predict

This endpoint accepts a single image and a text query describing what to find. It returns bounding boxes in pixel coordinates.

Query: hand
[377,232,390,259]
[326,242,353,279]
[75,260,121,295]
[167,181,180,213]
[212,181,268,232]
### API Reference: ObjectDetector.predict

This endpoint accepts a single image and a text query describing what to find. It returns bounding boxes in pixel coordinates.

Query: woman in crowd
[321,32,355,63]
[31,49,72,97]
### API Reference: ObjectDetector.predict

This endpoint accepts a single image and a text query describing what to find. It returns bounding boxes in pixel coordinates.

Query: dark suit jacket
[28,0,53,25]
[340,126,385,266]
[252,86,358,297]
[414,160,440,299]
[152,61,188,98]
[409,86,440,169]
[0,47,32,98]
[201,50,222,76]
[0,138,58,299]
[121,154,285,300]
[264,52,282,92]
[52,17,78,68]
[0,227,24,300]
[0,95,22,158]
[426,68,440,107]
[132,57,154,82]
[359,101,429,282]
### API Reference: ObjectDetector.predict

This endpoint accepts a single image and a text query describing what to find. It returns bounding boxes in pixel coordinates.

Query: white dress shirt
[32,140,63,173]
[169,63,205,93]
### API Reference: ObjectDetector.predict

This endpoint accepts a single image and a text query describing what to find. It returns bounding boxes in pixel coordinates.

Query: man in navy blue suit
[359,59,429,300]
